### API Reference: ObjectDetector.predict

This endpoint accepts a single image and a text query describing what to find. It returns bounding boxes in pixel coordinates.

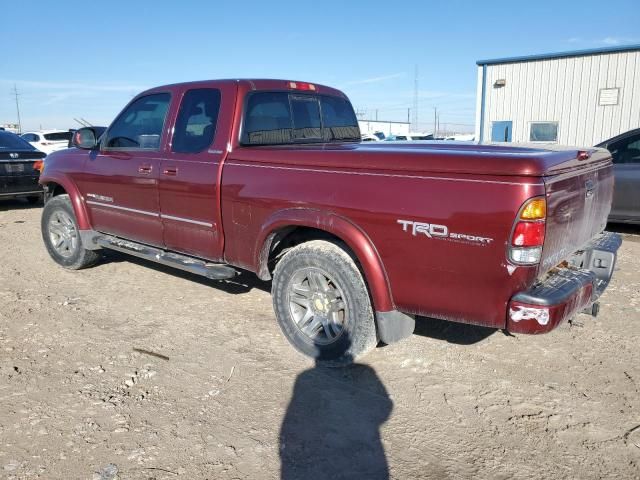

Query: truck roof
[140,79,347,98]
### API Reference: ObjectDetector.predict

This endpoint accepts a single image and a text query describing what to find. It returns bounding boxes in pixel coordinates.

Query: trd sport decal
[397,219,493,246]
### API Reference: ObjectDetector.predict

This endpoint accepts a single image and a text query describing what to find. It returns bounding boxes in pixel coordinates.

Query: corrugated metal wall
[475,51,640,146]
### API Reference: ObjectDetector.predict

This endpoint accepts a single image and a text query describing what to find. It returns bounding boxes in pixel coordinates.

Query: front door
[609,133,640,221]
[76,92,171,247]
[158,84,235,261]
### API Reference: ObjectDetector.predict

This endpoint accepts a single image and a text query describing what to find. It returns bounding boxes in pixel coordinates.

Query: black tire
[272,240,378,365]
[27,195,43,205]
[41,194,101,270]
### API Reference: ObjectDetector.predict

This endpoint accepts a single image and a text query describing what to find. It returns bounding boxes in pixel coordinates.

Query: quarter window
[530,122,558,142]
[103,93,170,150]
[172,88,221,154]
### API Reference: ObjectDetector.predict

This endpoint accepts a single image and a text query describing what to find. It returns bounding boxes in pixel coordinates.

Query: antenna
[73,118,91,127]
[412,65,419,131]
[12,84,22,134]
[80,117,93,127]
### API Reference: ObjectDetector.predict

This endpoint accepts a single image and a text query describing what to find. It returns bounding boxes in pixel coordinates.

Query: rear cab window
[242,92,360,145]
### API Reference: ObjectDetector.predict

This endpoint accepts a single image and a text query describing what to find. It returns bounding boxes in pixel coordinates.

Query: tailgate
[539,151,614,274]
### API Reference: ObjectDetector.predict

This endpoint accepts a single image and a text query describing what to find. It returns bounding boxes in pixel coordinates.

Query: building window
[599,88,620,106]
[491,121,512,142]
[530,122,558,142]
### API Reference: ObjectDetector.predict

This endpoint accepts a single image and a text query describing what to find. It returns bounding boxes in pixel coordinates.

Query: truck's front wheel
[271,240,377,365]
[41,194,101,270]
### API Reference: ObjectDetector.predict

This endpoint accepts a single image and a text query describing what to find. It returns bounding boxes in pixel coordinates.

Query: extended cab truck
[39,79,621,363]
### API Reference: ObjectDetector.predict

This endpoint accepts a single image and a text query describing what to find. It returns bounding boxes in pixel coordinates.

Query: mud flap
[376,310,415,344]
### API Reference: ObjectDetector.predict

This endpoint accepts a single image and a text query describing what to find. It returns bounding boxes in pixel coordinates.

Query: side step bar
[94,235,238,280]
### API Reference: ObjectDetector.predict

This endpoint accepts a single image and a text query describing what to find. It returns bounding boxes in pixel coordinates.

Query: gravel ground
[0,199,639,480]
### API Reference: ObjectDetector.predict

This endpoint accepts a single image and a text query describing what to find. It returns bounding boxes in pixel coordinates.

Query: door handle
[138,164,152,175]
[163,166,178,176]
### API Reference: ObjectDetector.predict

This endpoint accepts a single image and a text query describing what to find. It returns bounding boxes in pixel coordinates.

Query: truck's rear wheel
[271,240,377,365]
[41,194,101,270]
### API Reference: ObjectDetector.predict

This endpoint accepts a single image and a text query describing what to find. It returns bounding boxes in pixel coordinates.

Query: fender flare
[255,208,394,312]
[40,175,92,230]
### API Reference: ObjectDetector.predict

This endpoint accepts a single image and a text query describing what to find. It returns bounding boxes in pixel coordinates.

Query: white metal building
[474,44,640,146]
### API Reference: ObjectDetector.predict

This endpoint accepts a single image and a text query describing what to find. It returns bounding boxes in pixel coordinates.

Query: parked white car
[445,134,476,141]
[361,133,381,141]
[385,133,434,141]
[21,130,72,154]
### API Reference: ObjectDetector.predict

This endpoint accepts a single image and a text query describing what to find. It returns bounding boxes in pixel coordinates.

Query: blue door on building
[491,121,512,142]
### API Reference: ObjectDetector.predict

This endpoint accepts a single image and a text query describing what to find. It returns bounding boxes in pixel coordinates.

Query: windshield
[0,132,37,150]
[243,92,360,145]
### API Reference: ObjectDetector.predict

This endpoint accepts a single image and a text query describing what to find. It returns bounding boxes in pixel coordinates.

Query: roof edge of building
[476,44,640,66]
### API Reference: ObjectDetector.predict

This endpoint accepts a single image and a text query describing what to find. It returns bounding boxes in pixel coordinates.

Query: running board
[95,235,238,280]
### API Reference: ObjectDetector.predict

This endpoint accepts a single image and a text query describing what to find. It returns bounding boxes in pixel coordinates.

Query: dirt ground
[1,199,639,480]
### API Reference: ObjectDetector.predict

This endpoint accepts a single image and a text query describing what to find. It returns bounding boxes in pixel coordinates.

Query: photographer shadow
[280,334,392,480]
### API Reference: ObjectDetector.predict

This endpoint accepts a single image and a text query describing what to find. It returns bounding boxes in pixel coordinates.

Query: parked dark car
[0,131,45,203]
[596,128,640,224]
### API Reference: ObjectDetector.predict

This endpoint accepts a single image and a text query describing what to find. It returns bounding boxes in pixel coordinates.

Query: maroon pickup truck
[39,79,621,363]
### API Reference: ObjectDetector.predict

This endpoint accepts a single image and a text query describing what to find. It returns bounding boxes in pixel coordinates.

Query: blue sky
[1,0,638,133]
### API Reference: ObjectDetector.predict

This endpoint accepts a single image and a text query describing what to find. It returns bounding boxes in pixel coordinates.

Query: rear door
[608,133,640,221]
[76,92,171,246]
[158,83,236,261]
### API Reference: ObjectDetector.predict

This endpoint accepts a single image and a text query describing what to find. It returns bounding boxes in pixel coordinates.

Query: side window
[172,88,221,154]
[103,93,170,150]
[530,122,558,142]
[22,134,34,141]
[610,135,640,164]
[491,121,512,142]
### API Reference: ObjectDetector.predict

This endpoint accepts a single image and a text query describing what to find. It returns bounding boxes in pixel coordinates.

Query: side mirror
[72,127,98,149]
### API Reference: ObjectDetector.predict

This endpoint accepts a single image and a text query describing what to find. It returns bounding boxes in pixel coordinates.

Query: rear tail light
[33,160,44,173]
[287,81,316,91]
[509,196,546,265]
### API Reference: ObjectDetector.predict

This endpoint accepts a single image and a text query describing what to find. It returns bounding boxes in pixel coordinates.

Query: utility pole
[407,108,410,124]
[12,84,22,134]
[412,65,419,131]
[433,107,437,137]
[375,109,378,121]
